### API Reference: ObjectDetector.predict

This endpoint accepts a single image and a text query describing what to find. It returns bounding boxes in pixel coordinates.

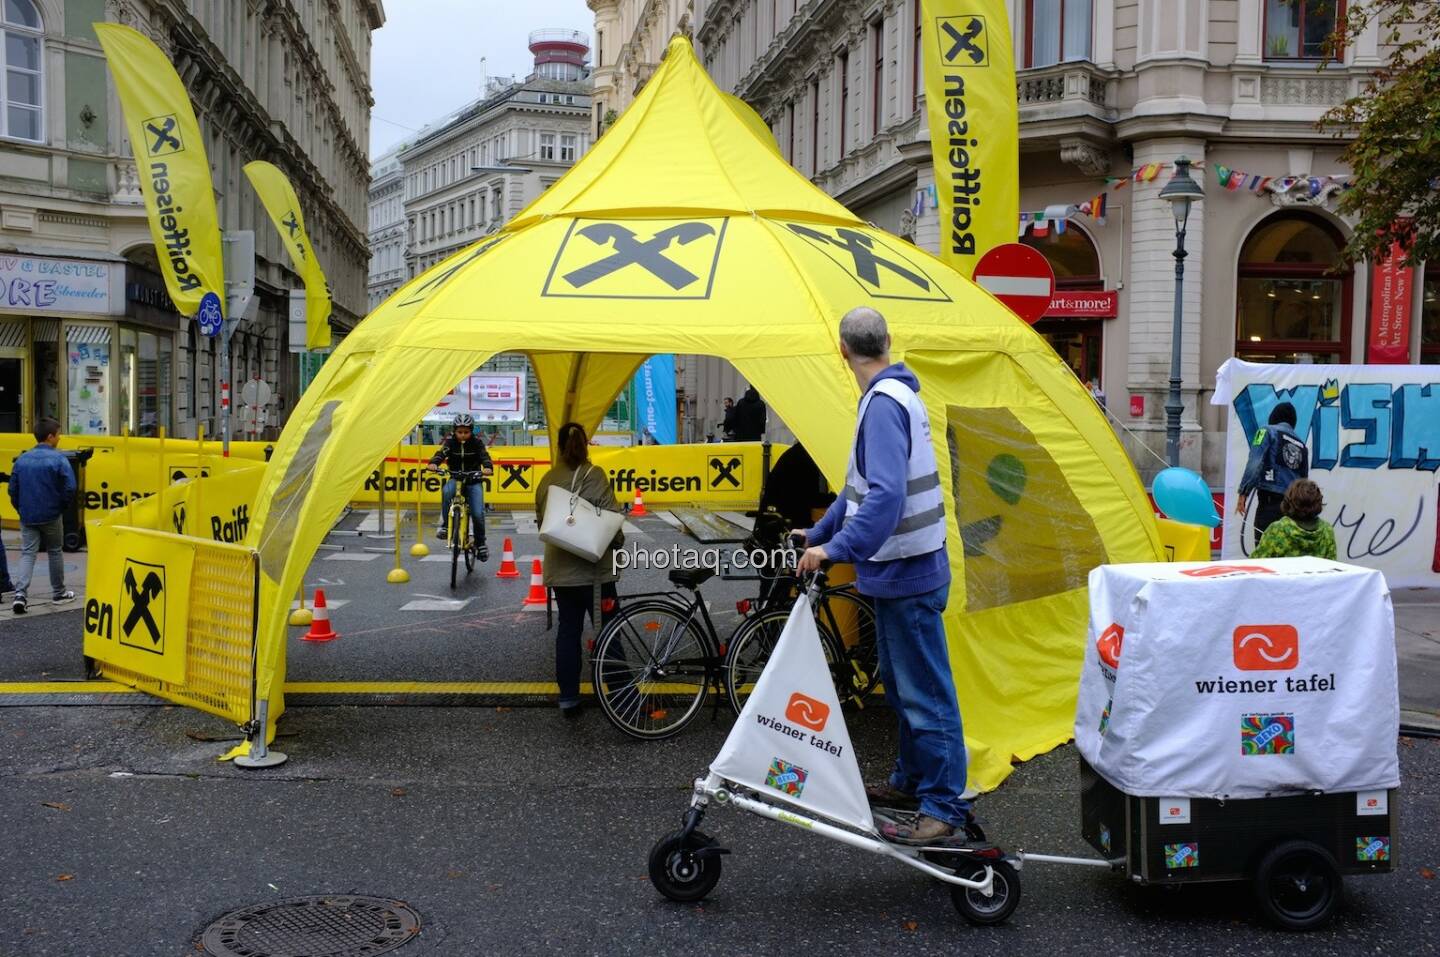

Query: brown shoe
[865,782,920,809]
[879,814,954,845]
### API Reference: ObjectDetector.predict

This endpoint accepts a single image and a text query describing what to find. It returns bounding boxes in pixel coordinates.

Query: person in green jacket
[1251,478,1336,560]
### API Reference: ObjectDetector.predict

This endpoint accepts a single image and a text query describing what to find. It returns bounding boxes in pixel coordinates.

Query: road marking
[324,553,383,561]
[653,510,683,529]
[291,599,350,609]
[400,598,473,612]
[355,510,380,532]
[621,520,646,536]
[0,681,138,694]
[718,511,756,531]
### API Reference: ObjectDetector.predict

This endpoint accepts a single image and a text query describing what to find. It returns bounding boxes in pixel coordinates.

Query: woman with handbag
[536,421,625,719]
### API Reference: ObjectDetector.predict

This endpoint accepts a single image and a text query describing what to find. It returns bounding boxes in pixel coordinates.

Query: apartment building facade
[687,0,1434,479]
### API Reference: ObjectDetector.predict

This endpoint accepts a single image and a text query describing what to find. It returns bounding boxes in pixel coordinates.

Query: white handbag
[539,464,624,563]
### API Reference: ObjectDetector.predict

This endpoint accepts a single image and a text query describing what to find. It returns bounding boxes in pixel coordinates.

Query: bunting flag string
[907,156,1359,236]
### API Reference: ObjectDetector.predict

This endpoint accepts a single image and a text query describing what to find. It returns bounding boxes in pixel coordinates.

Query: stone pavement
[1394,590,1440,732]
[0,541,87,623]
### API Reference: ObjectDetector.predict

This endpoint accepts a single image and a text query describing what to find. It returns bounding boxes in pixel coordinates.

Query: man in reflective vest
[798,306,972,844]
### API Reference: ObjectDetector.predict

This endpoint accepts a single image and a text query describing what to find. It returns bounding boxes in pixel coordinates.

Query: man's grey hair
[839,306,889,360]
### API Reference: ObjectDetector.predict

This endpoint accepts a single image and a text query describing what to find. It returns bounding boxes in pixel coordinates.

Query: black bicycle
[590,567,729,740]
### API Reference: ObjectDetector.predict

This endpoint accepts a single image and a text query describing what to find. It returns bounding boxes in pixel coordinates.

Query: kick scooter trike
[646,566,1023,925]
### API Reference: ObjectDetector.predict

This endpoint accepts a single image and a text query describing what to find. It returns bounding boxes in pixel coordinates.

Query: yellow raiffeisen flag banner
[95,23,225,328]
[244,161,333,350]
[921,1,1019,277]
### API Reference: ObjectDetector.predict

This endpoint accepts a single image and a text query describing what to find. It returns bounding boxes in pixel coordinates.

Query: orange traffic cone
[302,589,339,641]
[495,537,520,578]
[521,559,548,607]
[631,489,647,516]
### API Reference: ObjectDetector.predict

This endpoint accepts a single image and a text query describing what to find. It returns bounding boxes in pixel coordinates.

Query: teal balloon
[1152,467,1220,528]
[986,454,1027,506]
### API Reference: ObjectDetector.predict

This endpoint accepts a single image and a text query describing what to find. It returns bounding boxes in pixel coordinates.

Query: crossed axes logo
[120,561,165,649]
[498,463,532,490]
[142,114,184,155]
[545,220,726,300]
[709,456,742,489]
[938,17,988,66]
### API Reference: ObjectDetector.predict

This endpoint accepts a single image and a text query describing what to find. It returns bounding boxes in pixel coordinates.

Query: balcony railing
[1017,60,1113,111]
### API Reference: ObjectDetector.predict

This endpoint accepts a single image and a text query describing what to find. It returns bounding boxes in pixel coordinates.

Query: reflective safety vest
[841,378,946,562]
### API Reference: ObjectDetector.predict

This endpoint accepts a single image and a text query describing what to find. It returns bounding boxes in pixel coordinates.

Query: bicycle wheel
[815,587,880,706]
[723,606,847,715]
[592,600,716,739]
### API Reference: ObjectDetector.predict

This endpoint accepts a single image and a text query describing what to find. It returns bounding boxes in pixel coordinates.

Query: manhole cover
[201,895,420,957]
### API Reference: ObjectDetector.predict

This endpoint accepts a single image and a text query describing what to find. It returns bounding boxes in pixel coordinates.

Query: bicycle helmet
[452,413,474,428]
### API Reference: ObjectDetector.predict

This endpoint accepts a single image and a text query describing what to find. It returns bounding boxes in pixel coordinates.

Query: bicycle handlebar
[434,467,491,479]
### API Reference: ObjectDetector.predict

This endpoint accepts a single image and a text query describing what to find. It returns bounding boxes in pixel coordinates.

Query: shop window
[1236,213,1352,364]
[1024,227,1106,388]
[945,404,1107,612]
[2,0,44,143]
[122,329,171,435]
[1422,262,1439,364]
[66,324,112,435]
[1264,0,1343,61]
[1026,0,1093,68]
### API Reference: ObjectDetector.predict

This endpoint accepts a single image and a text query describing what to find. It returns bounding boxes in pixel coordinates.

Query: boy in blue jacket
[8,417,76,613]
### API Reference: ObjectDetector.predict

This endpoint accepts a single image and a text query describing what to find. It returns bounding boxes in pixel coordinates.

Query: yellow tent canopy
[247,37,1163,789]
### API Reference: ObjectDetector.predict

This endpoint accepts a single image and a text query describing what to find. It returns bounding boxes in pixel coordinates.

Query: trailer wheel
[1253,840,1343,931]
[950,860,1021,926]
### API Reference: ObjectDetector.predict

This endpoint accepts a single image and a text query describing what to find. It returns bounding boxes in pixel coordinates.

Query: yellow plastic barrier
[1156,517,1214,562]
[83,524,257,725]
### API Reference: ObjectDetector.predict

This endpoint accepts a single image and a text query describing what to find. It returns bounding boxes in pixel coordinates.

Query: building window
[560,133,577,162]
[540,133,556,161]
[809,76,820,174]
[1236,213,1353,364]
[912,0,922,114]
[3,0,43,143]
[598,29,604,66]
[1422,262,1439,364]
[785,99,795,162]
[1026,0,1093,68]
[871,19,884,136]
[1264,0,1343,60]
[837,51,849,156]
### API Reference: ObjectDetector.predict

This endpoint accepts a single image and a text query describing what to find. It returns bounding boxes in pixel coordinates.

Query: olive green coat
[535,460,625,586]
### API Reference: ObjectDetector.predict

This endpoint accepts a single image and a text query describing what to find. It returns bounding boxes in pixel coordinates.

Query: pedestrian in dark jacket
[731,387,767,441]
[720,397,737,440]
[8,417,76,613]
[1237,402,1309,537]
[535,422,624,719]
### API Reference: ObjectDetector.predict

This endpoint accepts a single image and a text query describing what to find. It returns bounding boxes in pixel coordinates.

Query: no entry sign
[972,243,1056,324]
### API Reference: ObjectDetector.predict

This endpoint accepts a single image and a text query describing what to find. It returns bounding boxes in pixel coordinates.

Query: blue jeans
[873,582,971,826]
[441,480,485,544]
[13,517,65,598]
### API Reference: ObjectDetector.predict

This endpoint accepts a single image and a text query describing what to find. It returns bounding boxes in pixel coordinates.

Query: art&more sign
[1044,290,1117,319]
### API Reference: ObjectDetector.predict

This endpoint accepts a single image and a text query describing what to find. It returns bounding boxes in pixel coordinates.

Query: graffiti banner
[1213,359,1440,587]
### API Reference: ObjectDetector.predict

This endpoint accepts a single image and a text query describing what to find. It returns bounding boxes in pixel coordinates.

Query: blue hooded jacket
[1238,422,1309,497]
[9,443,76,525]
[805,364,950,599]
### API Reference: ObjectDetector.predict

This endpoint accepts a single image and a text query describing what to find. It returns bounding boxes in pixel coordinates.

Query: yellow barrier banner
[83,524,194,685]
[244,161,332,349]
[353,442,782,509]
[922,0,1019,275]
[1156,517,1214,562]
[0,435,269,523]
[94,24,225,324]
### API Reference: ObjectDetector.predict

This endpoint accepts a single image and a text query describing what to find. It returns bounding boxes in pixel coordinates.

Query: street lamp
[1158,156,1205,468]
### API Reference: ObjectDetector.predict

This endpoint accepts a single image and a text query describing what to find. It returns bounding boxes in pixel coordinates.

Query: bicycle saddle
[667,567,715,589]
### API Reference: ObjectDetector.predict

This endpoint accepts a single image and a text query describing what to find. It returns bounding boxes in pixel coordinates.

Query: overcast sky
[369,0,593,157]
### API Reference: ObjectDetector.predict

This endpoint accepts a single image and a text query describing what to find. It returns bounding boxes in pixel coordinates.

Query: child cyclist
[425,413,494,561]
